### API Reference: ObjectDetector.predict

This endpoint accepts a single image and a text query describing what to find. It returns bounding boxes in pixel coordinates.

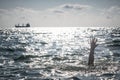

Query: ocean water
[0,27,120,80]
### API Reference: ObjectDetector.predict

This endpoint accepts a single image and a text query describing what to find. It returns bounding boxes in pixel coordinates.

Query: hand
[90,38,98,50]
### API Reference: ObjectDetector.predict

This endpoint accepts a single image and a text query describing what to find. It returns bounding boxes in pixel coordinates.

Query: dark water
[0,27,120,80]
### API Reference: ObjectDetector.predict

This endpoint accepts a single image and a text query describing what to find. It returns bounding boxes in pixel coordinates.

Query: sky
[0,0,120,28]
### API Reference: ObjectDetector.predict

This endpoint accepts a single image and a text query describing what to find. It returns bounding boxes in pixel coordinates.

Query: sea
[0,27,120,80]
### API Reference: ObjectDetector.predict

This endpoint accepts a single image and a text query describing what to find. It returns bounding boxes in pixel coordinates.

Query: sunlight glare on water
[0,27,120,80]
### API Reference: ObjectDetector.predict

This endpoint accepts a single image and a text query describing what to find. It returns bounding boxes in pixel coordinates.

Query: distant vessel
[15,23,30,28]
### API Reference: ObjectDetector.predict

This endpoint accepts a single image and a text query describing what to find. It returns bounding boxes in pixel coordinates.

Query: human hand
[90,38,98,50]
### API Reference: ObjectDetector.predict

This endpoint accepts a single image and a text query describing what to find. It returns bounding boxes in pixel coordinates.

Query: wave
[0,47,26,52]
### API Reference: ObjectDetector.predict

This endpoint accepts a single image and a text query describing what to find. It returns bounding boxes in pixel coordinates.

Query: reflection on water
[0,27,120,80]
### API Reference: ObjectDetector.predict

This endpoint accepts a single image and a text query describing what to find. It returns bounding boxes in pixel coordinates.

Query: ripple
[0,27,120,80]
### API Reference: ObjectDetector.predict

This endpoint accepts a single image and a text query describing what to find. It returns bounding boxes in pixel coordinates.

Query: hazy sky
[0,0,120,28]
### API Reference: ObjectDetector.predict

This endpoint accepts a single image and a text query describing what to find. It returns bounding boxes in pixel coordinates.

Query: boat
[15,23,30,28]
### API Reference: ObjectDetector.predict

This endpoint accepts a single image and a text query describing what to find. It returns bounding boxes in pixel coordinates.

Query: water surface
[0,27,120,80]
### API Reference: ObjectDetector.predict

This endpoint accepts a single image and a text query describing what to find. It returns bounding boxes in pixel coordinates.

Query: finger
[93,38,96,43]
[90,38,92,43]
[93,38,95,41]
[94,38,97,43]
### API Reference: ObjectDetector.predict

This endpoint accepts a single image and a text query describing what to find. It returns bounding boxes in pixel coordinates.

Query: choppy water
[0,27,120,80]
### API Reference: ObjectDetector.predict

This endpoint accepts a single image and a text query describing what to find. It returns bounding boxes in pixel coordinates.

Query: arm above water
[88,38,98,66]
